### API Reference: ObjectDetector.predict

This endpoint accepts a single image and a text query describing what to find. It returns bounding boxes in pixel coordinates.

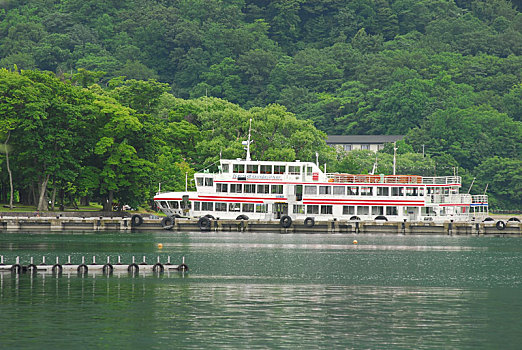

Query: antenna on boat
[393,141,397,175]
[370,154,378,175]
[467,177,475,194]
[483,183,488,195]
[315,152,319,166]
[242,118,253,161]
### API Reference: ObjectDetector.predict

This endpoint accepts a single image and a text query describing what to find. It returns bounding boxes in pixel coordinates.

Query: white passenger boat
[154,136,488,228]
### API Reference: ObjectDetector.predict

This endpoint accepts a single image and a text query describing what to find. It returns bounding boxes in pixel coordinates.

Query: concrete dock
[0,213,520,235]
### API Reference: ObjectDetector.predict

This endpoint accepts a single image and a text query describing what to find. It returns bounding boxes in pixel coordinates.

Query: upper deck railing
[325,174,461,185]
[471,195,488,204]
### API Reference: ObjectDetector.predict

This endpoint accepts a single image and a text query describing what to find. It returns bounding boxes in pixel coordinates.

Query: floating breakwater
[0,255,188,275]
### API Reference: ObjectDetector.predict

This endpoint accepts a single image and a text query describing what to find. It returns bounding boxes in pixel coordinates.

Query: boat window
[419,187,425,196]
[293,205,305,214]
[343,206,355,215]
[372,206,384,215]
[306,167,313,176]
[348,187,359,195]
[229,203,241,212]
[230,184,242,193]
[333,186,345,195]
[304,185,317,195]
[242,203,254,212]
[271,185,283,194]
[288,166,300,175]
[255,204,268,213]
[260,165,272,174]
[159,201,168,208]
[257,184,270,194]
[421,207,435,216]
[386,206,398,215]
[404,187,417,197]
[244,184,256,193]
[377,187,389,196]
[247,164,258,174]
[196,177,204,186]
[201,202,213,211]
[306,205,319,214]
[204,178,213,186]
[180,201,191,209]
[392,187,404,196]
[357,206,369,215]
[194,202,201,211]
[169,201,179,209]
[216,183,228,192]
[321,205,333,214]
[319,186,331,195]
[360,187,373,196]
[274,165,285,174]
[215,202,227,211]
[233,164,245,173]
[221,164,229,173]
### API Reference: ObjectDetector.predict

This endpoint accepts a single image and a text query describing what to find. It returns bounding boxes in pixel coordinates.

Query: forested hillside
[0,0,521,210]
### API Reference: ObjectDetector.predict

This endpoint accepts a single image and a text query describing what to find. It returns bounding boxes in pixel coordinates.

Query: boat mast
[243,118,252,161]
[393,141,397,175]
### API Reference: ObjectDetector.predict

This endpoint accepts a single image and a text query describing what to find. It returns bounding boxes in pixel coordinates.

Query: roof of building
[326,135,404,144]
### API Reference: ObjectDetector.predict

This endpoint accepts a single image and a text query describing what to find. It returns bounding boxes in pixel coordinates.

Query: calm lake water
[0,231,521,349]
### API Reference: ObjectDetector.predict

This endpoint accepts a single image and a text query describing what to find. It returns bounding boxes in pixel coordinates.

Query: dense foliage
[0,0,521,210]
[0,69,332,210]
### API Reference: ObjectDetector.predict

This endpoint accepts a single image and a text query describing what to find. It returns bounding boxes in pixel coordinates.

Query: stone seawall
[0,214,520,235]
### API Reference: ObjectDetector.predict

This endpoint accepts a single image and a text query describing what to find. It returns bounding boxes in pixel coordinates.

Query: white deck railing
[326,174,461,185]
[426,194,472,204]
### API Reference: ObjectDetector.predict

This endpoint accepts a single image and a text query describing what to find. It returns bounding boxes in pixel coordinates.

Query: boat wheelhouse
[154,158,488,224]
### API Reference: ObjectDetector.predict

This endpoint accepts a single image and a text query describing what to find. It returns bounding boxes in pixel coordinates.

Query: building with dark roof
[327,135,404,152]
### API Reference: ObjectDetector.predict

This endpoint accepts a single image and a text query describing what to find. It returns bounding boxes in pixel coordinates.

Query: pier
[0,212,520,235]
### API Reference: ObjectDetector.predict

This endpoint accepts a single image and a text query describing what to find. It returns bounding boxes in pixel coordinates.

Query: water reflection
[0,233,521,349]
[1,272,496,349]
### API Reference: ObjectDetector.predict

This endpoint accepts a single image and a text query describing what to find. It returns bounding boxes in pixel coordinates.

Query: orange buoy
[158,243,163,249]
[353,240,358,245]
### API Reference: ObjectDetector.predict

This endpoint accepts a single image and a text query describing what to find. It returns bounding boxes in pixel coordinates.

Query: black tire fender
[131,214,144,227]
[304,217,315,227]
[153,263,164,273]
[496,220,506,230]
[52,264,63,274]
[102,263,114,274]
[27,264,38,274]
[161,216,174,227]
[128,263,139,273]
[236,215,249,221]
[10,264,22,274]
[198,216,211,231]
[77,264,88,274]
[178,263,189,271]
[280,215,292,228]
